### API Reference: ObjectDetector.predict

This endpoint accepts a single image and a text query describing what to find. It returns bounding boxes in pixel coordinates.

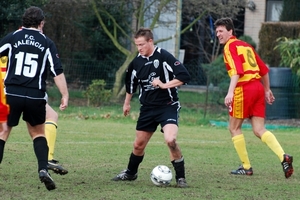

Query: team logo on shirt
[142,72,157,91]
[174,61,181,66]
[153,59,159,68]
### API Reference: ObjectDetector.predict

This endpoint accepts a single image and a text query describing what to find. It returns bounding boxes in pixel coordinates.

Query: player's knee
[46,106,58,121]
[252,128,266,138]
[228,126,241,135]
[133,141,145,152]
[166,138,177,150]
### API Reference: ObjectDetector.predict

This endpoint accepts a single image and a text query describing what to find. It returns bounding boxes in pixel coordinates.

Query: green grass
[47,87,228,126]
[1,117,300,199]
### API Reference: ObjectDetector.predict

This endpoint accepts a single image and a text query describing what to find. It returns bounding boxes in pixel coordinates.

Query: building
[244,0,283,48]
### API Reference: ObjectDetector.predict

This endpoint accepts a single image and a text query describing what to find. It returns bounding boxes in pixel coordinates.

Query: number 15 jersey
[0,27,63,98]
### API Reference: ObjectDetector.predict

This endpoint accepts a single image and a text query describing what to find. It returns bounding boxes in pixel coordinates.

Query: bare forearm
[261,74,271,90]
[53,73,69,99]
[228,75,239,93]
[152,79,184,89]
[124,93,133,105]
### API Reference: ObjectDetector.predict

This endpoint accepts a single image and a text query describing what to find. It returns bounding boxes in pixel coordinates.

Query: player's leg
[251,117,293,178]
[0,95,24,163]
[45,104,58,161]
[229,116,253,175]
[112,106,156,181]
[251,81,293,178]
[163,123,188,188]
[251,116,285,158]
[112,130,152,181]
[229,85,253,175]
[0,126,12,163]
[45,104,68,175]
[27,122,56,191]
[160,102,187,187]
[24,98,55,191]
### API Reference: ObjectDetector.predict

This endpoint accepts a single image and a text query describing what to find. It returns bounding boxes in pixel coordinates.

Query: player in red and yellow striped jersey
[215,18,293,178]
[0,56,7,81]
[0,56,9,136]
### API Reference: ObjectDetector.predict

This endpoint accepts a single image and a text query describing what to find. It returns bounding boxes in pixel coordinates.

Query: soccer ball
[150,165,172,186]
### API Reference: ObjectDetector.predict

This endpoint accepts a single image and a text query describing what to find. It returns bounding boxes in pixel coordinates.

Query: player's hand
[224,93,234,107]
[59,97,68,111]
[151,78,162,88]
[123,104,131,116]
[265,90,275,105]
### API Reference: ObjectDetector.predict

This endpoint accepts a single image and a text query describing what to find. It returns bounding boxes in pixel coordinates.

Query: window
[266,0,283,21]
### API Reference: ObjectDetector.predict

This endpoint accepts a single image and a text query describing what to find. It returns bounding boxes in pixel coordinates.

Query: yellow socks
[45,120,57,161]
[261,131,285,162]
[232,134,251,169]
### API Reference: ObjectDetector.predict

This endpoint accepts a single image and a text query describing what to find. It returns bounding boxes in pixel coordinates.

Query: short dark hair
[134,28,153,41]
[214,17,236,36]
[22,6,45,28]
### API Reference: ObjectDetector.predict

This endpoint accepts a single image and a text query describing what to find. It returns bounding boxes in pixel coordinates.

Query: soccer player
[214,18,293,178]
[0,6,69,190]
[1,57,68,175]
[0,59,9,138]
[111,28,191,188]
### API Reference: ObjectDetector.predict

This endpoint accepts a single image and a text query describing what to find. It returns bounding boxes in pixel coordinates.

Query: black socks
[127,152,144,175]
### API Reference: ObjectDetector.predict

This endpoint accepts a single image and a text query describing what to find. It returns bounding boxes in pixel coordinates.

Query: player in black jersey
[0,6,69,191]
[112,28,191,188]
[1,57,68,175]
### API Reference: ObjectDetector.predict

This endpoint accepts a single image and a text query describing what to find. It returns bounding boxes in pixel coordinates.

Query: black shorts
[6,95,46,127]
[136,101,181,132]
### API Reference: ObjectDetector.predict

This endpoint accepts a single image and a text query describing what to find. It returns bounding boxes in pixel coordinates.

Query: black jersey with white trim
[0,27,63,96]
[125,47,191,106]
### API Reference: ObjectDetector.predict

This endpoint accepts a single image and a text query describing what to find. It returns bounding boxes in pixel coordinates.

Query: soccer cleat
[39,169,56,191]
[48,159,68,175]
[231,165,253,176]
[111,170,137,181]
[176,178,188,188]
[281,154,293,178]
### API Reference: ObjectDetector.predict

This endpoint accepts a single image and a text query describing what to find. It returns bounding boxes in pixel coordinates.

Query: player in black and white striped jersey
[0,6,68,191]
[112,28,190,188]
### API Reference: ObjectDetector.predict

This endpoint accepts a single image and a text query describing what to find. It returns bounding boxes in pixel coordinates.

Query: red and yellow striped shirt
[223,36,269,86]
[0,56,9,122]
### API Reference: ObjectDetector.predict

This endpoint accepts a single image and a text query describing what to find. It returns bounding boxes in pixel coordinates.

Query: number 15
[15,52,38,77]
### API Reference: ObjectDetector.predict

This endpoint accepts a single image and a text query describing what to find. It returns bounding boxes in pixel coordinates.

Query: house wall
[244,0,266,49]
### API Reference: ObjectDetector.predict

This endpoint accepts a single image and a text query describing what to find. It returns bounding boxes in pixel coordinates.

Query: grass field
[1,116,300,199]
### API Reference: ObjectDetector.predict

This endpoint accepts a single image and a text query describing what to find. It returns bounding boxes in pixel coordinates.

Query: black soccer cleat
[48,159,68,175]
[176,178,188,188]
[111,170,137,181]
[281,154,293,178]
[231,165,253,176]
[39,169,56,191]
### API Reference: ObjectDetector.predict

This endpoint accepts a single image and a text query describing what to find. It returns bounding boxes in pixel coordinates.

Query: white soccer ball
[150,165,172,186]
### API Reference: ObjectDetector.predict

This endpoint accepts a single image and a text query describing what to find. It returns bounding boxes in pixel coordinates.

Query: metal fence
[55,58,300,120]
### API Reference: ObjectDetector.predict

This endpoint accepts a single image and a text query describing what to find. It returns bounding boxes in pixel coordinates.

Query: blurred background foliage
[1,0,300,119]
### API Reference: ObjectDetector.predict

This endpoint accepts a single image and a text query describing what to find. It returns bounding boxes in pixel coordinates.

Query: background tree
[181,0,246,64]
[0,0,246,99]
[91,0,246,99]
[0,0,47,38]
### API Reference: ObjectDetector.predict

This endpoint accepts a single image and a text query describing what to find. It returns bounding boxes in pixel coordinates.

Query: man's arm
[261,73,275,105]
[53,73,69,110]
[123,93,133,116]
[225,74,239,107]
[151,78,183,89]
